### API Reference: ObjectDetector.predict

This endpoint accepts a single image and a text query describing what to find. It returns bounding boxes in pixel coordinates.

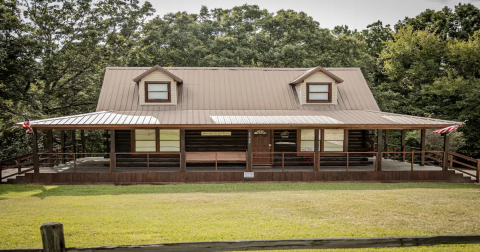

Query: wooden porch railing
[0,143,83,181]
[2,148,478,183]
[380,147,479,183]
[448,151,480,182]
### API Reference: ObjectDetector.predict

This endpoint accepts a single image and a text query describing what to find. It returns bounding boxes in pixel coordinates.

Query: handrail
[251,151,378,172]
[449,151,478,163]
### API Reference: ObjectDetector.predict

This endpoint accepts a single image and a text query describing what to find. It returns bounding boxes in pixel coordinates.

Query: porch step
[449,170,476,183]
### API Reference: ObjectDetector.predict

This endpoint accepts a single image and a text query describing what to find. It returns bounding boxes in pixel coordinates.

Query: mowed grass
[1,183,480,252]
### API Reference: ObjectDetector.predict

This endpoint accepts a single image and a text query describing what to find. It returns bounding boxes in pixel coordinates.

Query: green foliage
[127,5,374,69]
[395,3,480,40]
[376,24,480,157]
[0,0,154,159]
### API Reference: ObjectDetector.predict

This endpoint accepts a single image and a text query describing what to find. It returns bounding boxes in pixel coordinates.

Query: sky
[143,0,480,30]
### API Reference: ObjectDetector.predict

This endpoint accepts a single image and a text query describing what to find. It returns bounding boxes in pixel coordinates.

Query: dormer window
[145,81,171,103]
[307,83,331,103]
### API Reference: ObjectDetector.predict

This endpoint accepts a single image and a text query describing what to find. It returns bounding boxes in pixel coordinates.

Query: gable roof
[132,65,183,83]
[290,66,344,84]
[97,67,378,112]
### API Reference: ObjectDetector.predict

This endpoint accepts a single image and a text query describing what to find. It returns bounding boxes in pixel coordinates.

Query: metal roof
[96,67,380,112]
[21,66,459,128]
[25,110,459,127]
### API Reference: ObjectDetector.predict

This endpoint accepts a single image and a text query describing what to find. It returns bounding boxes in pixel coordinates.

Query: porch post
[247,129,253,171]
[71,130,76,154]
[384,130,389,158]
[81,130,86,157]
[60,130,66,164]
[314,129,319,171]
[110,130,116,172]
[46,130,54,167]
[33,129,39,174]
[180,129,186,172]
[420,129,426,166]
[401,130,406,162]
[344,129,349,167]
[442,133,450,171]
[376,129,383,171]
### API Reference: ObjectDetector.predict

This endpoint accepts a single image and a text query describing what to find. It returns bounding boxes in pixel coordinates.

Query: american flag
[22,116,32,134]
[434,121,466,134]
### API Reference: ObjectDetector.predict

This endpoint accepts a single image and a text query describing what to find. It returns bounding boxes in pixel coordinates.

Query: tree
[0,0,154,159]
[0,0,39,158]
[395,3,480,40]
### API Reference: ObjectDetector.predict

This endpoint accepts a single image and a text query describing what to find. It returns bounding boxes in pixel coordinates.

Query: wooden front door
[252,129,271,165]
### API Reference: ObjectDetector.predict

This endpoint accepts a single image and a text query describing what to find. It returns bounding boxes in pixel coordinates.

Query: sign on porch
[244,172,254,178]
[201,131,231,136]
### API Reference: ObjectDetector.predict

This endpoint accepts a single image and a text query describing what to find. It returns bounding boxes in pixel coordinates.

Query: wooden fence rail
[3,223,480,252]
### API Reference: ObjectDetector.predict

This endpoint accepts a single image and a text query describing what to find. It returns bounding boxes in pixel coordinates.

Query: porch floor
[5,156,475,183]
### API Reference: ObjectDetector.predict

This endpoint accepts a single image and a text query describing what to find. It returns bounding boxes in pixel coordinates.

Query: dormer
[133,65,183,106]
[290,66,344,105]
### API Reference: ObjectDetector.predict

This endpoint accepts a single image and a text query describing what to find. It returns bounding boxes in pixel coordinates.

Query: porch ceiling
[19,110,459,129]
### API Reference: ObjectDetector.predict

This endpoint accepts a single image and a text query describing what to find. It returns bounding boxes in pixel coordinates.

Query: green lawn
[1,183,480,251]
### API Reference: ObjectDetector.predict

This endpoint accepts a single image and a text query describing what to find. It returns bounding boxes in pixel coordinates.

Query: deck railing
[2,149,479,183]
[380,146,479,182]
[448,151,479,182]
[0,144,83,181]
[114,152,182,173]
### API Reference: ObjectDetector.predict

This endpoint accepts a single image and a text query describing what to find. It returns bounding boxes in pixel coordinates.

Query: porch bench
[185,152,247,170]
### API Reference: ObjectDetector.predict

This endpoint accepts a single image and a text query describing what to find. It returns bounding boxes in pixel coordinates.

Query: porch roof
[21,110,459,129]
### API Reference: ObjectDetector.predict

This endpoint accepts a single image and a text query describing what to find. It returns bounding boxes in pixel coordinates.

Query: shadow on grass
[0,184,49,200]
[0,182,478,199]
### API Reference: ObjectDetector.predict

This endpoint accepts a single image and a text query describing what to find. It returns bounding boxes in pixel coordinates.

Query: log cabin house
[5,65,477,184]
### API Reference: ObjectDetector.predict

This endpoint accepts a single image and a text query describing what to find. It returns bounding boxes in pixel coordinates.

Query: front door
[252,129,271,165]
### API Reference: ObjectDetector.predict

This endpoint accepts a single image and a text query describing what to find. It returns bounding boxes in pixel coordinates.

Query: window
[145,81,170,102]
[134,129,180,152]
[323,129,344,152]
[135,130,156,152]
[298,129,345,152]
[159,130,180,151]
[307,83,331,103]
[300,129,315,152]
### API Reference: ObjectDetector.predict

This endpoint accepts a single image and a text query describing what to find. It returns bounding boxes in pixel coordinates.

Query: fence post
[282,153,284,172]
[40,222,65,252]
[477,160,480,183]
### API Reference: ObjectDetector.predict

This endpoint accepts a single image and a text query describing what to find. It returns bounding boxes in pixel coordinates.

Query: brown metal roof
[290,66,344,84]
[22,66,458,128]
[96,67,379,112]
[25,110,459,128]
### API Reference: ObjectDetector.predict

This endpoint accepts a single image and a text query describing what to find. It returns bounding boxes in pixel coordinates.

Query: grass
[1,183,480,251]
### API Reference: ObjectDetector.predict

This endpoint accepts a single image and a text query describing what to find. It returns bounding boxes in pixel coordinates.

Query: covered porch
[2,110,478,184]
[2,126,478,184]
